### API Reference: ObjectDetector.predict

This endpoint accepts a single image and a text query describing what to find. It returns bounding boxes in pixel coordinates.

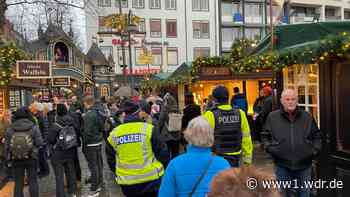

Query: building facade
[85,0,220,75]
[219,0,350,55]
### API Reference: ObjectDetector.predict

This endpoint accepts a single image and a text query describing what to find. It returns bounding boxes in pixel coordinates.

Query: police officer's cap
[212,85,229,100]
[120,100,139,114]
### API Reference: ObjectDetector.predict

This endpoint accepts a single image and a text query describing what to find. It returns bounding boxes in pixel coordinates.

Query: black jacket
[262,108,322,170]
[47,114,77,161]
[5,119,44,161]
[181,104,201,130]
[82,105,103,146]
[34,112,49,143]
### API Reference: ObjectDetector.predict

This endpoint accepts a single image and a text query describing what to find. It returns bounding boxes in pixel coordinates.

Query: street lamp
[126,10,139,91]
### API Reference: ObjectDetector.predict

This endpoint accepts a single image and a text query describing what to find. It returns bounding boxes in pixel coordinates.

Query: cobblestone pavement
[38,145,124,197]
[0,142,274,197]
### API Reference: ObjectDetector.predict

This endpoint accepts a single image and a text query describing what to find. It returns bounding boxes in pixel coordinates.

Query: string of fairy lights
[0,40,25,85]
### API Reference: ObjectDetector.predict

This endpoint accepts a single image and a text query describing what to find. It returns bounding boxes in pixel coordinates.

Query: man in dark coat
[262,89,322,197]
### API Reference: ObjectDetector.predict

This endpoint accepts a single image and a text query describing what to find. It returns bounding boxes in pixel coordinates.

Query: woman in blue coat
[158,116,230,197]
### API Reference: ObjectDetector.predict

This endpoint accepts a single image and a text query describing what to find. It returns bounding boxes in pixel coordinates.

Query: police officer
[107,100,164,197]
[203,85,253,167]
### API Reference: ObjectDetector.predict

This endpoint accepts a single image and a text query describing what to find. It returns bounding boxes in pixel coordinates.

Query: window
[193,0,209,11]
[167,48,178,66]
[115,0,128,8]
[165,0,176,10]
[132,0,144,8]
[150,0,161,9]
[98,0,111,7]
[325,8,336,17]
[221,28,242,50]
[345,11,350,20]
[283,64,319,123]
[138,18,146,33]
[100,46,113,59]
[245,28,261,40]
[166,20,177,37]
[193,47,210,59]
[150,19,161,37]
[245,3,263,24]
[152,47,162,66]
[98,16,112,32]
[193,21,209,39]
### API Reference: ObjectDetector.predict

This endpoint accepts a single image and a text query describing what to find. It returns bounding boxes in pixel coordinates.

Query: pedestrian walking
[158,116,230,197]
[30,102,50,178]
[5,107,43,197]
[82,95,104,197]
[158,93,182,161]
[262,89,322,197]
[47,104,78,197]
[181,93,201,148]
[230,87,248,113]
[203,85,253,167]
[208,165,281,197]
[107,100,164,197]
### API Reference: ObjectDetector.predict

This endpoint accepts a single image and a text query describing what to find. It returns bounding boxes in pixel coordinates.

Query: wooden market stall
[246,21,350,197]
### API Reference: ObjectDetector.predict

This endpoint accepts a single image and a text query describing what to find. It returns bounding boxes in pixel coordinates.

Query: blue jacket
[158,145,230,197]
[231,93,248,113]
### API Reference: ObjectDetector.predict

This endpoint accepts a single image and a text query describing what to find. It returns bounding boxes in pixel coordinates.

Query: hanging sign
[16,61,52,79]
[52,77,71,87]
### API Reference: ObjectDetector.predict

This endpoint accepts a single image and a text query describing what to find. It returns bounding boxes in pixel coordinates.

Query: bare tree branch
[7,0,85,9]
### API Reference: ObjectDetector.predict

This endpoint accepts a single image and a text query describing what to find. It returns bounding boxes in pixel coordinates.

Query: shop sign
[199,67,231,77]
[16,61,52,79]
[52,77,70,87]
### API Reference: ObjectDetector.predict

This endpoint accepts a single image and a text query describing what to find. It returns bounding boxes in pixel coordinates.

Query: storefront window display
[283,64,319,124]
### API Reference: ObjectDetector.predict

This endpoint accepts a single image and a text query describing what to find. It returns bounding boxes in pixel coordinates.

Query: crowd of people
[0,85,322,197]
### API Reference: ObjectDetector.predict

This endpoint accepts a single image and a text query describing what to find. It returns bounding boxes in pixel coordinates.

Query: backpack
[55,122,78,150]
[10,128,34,160]
[166,113,183,132]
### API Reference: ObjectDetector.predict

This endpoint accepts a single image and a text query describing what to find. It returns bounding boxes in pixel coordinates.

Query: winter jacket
[181,104,201,130]
[5,119,44,161]
[158,95,181,141]
[81,105,103,146]
[262,107,322,170]
[47,114,77,161]
[34,112,49,143]
[257,95,273,126]
[158,145,230,197]
[230,93,248,113]
[105,114,164,173]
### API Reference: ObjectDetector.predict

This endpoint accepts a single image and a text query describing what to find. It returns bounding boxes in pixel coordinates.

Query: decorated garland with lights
[0,40,25,85]
[142,32,350,88]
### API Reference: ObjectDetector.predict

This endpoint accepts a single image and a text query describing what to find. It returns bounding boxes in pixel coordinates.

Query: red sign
[112,38,139,46]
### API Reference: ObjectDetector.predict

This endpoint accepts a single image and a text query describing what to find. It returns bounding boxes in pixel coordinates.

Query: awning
[254,21,350,54]
[153,62,192,81]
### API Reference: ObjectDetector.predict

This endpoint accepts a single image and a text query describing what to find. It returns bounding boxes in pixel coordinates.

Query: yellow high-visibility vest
[108,122,164,185]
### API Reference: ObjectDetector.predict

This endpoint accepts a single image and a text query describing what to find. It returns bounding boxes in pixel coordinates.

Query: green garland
[0,40,25,85]
[191,32,350,75]
[143,32,350,88]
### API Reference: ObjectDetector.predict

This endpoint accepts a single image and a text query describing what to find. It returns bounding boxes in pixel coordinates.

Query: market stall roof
[254,21,350,54]
[153,62,192,81]
[153,72,172,80]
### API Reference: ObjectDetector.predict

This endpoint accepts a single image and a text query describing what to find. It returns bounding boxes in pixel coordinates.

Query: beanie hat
[212,86,229,101]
